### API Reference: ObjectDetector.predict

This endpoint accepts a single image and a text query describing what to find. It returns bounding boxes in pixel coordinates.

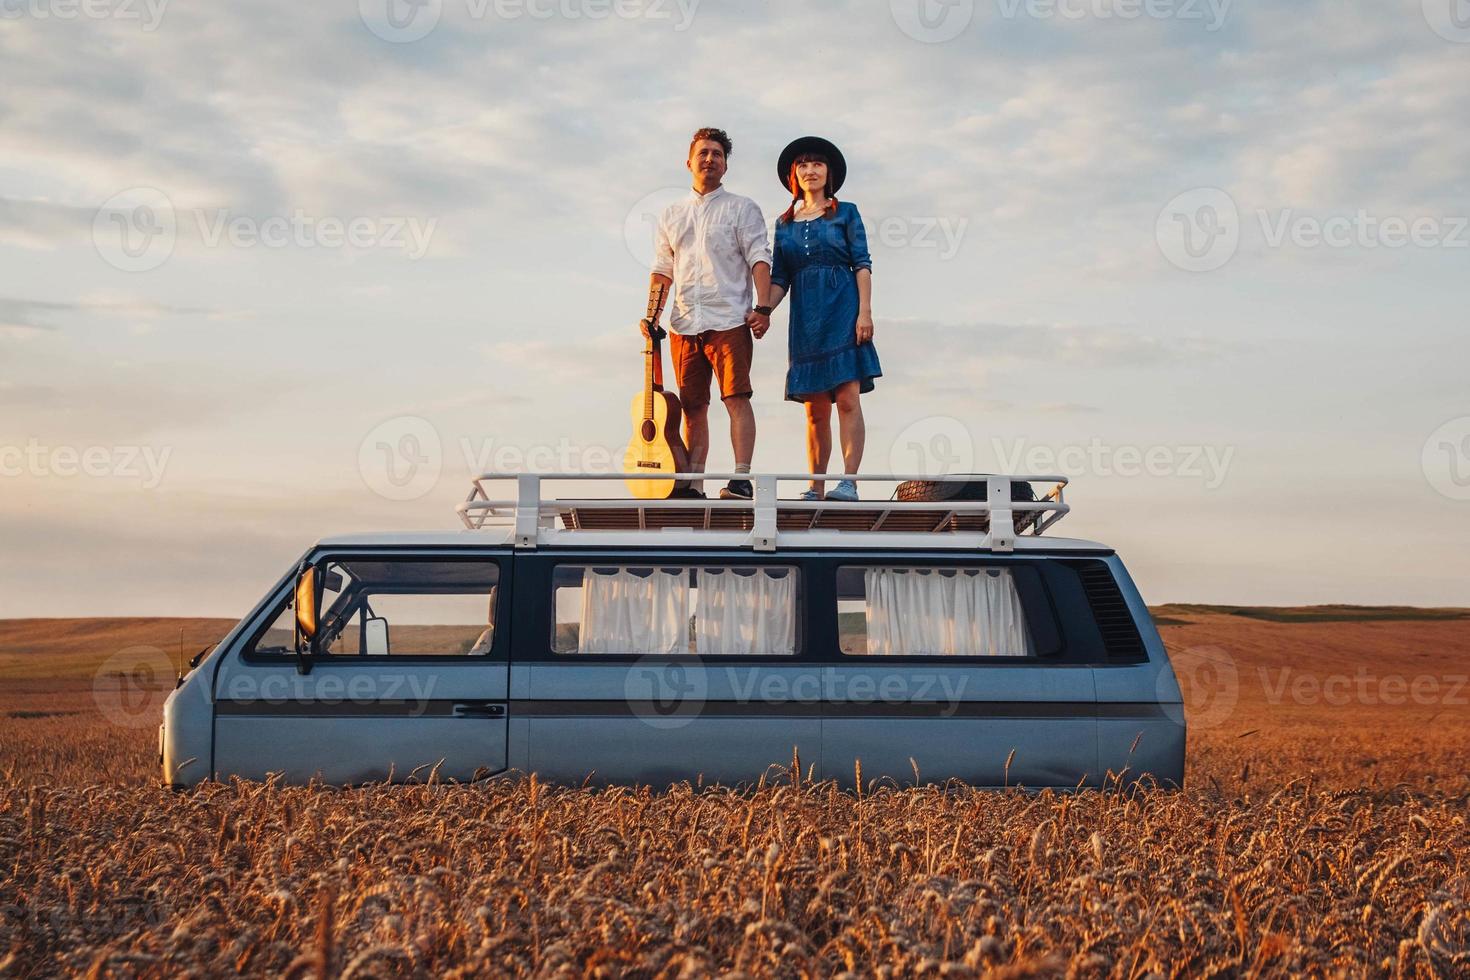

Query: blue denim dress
[772,201,883,403]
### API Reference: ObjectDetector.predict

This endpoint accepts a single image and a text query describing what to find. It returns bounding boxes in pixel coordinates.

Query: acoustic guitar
[623,285,691,499]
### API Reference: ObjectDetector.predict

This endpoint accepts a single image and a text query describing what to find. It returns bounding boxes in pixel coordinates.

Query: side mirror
[293,565,321,673]
[363,617,390,657]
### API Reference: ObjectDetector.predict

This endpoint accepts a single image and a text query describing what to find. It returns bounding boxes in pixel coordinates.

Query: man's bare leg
[725,394,756,474]
[804,396,833,496]
[683,403,710,493]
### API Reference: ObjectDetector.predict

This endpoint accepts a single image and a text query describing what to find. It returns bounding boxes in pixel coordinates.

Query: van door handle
[453,702,506,719]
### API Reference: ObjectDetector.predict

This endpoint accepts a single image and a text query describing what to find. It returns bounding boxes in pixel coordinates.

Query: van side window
[246,559,500,658]
[552,565,798,657]
[836,566,1036,657]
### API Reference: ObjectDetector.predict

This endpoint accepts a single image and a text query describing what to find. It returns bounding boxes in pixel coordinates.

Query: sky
[1,0,1467,617]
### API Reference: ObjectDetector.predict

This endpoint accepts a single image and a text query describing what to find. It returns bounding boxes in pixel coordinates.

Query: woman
[765,136,881,502]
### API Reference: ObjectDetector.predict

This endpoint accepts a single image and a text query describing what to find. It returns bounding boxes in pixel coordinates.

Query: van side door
[507,553,821,787]
[212,553,511,784]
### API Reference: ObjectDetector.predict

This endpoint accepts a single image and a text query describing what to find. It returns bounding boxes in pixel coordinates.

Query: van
[160,473,1185,790]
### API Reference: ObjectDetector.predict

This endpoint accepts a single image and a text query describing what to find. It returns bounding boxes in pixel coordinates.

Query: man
[644,127,773,500]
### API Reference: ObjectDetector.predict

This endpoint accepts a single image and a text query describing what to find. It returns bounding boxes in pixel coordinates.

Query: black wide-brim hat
[777,136,847,194]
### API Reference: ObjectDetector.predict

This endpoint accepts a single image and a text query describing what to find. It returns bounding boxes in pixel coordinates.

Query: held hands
[746,308,771,339]
[856,311,875,345]
[640,318,666,341]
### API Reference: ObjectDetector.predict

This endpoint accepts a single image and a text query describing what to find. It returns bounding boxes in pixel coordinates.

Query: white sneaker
[826,480,859,502]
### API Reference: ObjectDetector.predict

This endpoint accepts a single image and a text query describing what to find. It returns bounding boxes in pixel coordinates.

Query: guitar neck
[644,335,655,421]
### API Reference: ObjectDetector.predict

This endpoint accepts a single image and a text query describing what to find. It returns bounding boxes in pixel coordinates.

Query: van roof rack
[457,473,1069,553]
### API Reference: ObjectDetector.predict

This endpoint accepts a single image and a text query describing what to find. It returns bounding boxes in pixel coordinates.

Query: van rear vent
[1074,563,1147,661]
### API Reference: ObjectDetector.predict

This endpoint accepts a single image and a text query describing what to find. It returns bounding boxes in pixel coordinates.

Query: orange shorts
[669,325,753,412]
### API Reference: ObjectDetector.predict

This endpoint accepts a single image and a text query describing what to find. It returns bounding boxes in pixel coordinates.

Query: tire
[894,476,1040,533]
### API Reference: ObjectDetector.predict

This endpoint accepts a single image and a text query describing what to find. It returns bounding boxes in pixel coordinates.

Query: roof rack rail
[457,473,1069,553]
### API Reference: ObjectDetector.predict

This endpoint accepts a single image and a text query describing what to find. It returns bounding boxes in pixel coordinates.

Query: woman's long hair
[779,153,839,223]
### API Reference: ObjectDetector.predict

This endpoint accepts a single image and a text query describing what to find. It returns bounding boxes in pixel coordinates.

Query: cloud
[887,319,1237,368]
[0,295,221,333]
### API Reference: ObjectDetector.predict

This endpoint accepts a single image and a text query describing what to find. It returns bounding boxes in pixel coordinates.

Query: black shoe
[719,479,753,500]
[668,486,707,500]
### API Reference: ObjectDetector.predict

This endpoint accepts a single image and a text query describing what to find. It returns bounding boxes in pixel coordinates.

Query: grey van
[160,474,1185,790]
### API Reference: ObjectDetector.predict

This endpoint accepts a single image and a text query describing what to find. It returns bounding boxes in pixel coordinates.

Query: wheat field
[1,610,1467,977]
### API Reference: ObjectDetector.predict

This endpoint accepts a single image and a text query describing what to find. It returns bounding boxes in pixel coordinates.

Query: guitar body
[623,389,690,499]
[624,311,692,499]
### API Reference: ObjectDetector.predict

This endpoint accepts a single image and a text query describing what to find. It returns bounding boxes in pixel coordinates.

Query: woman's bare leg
[805,396,833,495]
[834,381,865,478]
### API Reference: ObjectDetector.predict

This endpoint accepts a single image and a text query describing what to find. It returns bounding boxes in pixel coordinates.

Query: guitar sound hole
[641,419,657,443]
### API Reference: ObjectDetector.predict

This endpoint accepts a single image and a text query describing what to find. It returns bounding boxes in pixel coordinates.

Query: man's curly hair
[689,127,732,159]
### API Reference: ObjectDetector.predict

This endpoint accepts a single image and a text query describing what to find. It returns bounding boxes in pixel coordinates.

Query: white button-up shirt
[652,186,771,336]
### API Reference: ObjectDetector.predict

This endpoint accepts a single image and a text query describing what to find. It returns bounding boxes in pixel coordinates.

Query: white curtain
[695,568,796,656]
[577,568,689,655]
[864,568,1032,657]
